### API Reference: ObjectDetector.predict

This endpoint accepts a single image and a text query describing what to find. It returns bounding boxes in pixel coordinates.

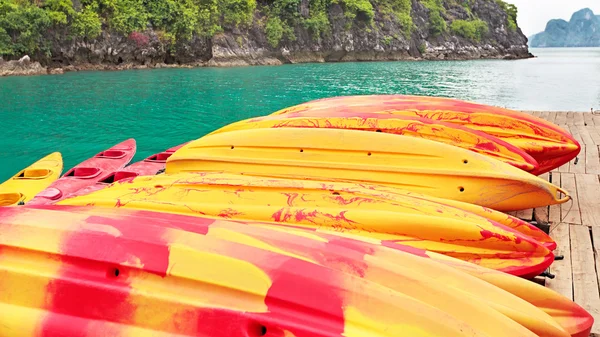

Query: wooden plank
[576,174,600,227]
[570,225,600,335]
[593,113,600,126]
[515,208,533,221]
[546,223,572,299]
[568,144,586,174]
[589,128,600,145]
[549,172,561,223]
[569,126,586,174]
[576,125,595,146]
[561,173,582,225]
[573,112,585,126]
[546,111,557,124]
[534,173,550,224]
[555,112,568,126]
[584,112,595,126]
[592,227,600,301]
[531,111,542,118]
[585,144,600,174]
[538,111,549,122]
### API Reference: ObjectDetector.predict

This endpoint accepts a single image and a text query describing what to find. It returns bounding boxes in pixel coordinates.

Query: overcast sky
[504,0,600,37]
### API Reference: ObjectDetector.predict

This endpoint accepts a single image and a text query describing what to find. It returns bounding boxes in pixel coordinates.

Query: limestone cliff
[529,8,600,48]
[0,0,531,76]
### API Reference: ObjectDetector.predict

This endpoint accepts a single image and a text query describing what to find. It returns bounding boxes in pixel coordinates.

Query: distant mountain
[529,8,600,47]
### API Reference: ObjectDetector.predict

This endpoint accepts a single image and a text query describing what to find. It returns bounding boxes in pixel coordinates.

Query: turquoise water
[1,47,599,181]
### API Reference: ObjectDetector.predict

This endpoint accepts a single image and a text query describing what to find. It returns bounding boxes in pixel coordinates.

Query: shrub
[265,16,284,47]
[495,0,518,32]
[220,0,256,27]
[450,18,488,41]
[304,10,330,39]
[72,6,102,38]
[381,35,393,45]
[128,31,149,47]
[335,0,374,23]
[0,0,52,56]
[420,0,447,35]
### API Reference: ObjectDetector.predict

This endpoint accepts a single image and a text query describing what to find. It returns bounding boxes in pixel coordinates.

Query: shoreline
[0,52,532,78]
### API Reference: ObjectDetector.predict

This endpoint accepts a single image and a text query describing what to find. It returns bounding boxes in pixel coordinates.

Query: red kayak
[61,143,188,199]
[27,139,136,205]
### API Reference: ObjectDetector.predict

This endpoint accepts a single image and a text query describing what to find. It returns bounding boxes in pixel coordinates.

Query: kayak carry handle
[555,186,571,203]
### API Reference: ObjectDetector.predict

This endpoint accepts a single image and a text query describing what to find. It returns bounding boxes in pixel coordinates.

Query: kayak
[270,95,580,175]
[165,128,569,211]
[27,139,136,205]
[59,172,554,277]
[63,146,178,198]
[0,205,573,337]
[0,152,63,206]
[209,113,539,172]
[60,171,556,250]
[26,205,592,337]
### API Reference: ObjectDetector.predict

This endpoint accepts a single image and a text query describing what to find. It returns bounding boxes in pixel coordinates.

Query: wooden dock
[513,111,600,336]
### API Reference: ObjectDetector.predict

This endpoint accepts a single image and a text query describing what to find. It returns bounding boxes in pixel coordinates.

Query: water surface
[1,47,599,181]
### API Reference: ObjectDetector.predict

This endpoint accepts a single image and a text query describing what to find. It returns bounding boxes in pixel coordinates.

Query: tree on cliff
[0,0,524,62]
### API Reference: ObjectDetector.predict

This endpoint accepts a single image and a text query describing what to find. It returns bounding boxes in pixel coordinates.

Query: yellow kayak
[209,114,539,172]
[166,128,569,211]
[269,94,581,175]
[0,205,569,337]
[0,153,63,206]
[59,172,554,277]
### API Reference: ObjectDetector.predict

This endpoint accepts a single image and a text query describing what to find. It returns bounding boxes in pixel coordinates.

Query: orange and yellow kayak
[59,172,555,277]
[166,128,569,211]
[0,153,63,206]
[210,113,539,172]
[270,95,580,175]
[0,205,581,337]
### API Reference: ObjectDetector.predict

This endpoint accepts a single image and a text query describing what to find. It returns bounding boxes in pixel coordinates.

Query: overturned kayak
[270,95,580,175]
[165,128,569,211]
[38,205,593,337]
[0,206,574,337]
[0,152,63,206]
[60,172,554,277]
[210,113,539,172]
[27,139,136,205]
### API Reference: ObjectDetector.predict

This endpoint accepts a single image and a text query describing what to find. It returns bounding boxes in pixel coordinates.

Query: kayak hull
[270,95,580,175]
[59,172,554,277]
[211,114,539,172]
[0,205,581,337]
[0,153,63,206]
[0,205,551,337]
[166,128,568,211]
[27,139,136,205]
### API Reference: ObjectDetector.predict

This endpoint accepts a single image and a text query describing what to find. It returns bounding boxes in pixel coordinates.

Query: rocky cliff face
[529,8,600,47]
[209,0,530,66]
[1,0,531,76]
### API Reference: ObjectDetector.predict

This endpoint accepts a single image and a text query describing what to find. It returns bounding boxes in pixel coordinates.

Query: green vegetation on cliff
[451,19,488,41]
[0,0,519,57]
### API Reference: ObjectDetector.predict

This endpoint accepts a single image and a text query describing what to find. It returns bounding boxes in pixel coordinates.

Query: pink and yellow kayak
[270,95,580,175]
[210,113,539,172]
[59,172,555,277]
[0,205,590,337]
